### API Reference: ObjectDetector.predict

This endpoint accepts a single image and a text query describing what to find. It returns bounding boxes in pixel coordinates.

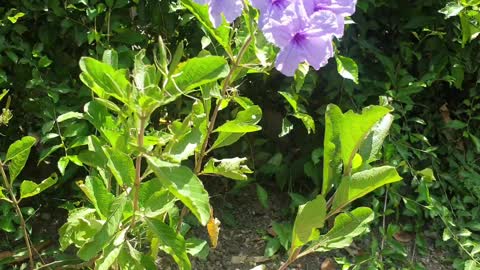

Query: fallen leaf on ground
[321,258,336,270]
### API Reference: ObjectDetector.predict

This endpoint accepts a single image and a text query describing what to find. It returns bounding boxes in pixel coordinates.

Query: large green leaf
[79,57,131,103]
[146,218,191,270]
[164,56,229,100]
[292,195,327,248]
[335,55,359,84]
[77,193,127,261]
[322,105,343,195]
[58,208,103,250]
[5,136,36,183]
[313,207,374,252]
[322,105,391,195]
[332,166,402,213]
[19,175,57,200]
[133,50,161,92]
[215,105,262,133]
[202,157,253,180]
[78,176,115,219]
[210,132,245,151]
[358,114,394,163]
[0,187,10,202]
[104,147,135,187]
[162,111,205,163]
[96,242,123,270]
[210,105,262,150]
[146,156,210,225]
[181,0,231,52]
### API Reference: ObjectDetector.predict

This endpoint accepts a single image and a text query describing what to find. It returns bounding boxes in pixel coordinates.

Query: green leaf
[20,176,57,200]
[186,238,209,260]
[0,187,11,203]
[279,92,298,112]
[104,147,135,187]
[418,168,436,182]
[322,104,391,195]
[358,114,394,163]
[146,156,210,225]
[79,176,115,219]
[210,105,262,150]
[96,242,123,270]
[313,207,374,252]
[56,111,83,122]
[0,90,8,103]
[79,57,131,103]
[335,55,359,84]
[332,166,402,212]
[293,112,315,134]
[464,260,478,270]
[210,132,245,150]
[6,136,36,183]
[38,56,53,68]
[77,193,127,261]
[292,195,326,248]
[181,0,231,52]
[202,157,253,180]
[446,119,467,129]
[133,50,161,92]
[146,218,191,270]
[214,105,262,133]
[256,184,269,209]
[102,49,118,69]
[165,56,229,100]
[264,237,281,257]
[279,118,294,137]
[439,2,464,18]
[470,133,480,153]
[7,12,25,23]
[58,208,103,250]
[163,115,204,163]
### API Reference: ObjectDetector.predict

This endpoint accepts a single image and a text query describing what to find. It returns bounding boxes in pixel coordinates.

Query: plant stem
[379,186,389,262]
[278,248,300,270]
[131,115,147,229]
[175,36,253,232]
[194,35,253,174]
[0,162,34,269]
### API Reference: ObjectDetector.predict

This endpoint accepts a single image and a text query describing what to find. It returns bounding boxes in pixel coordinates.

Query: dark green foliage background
[0,0,479,268]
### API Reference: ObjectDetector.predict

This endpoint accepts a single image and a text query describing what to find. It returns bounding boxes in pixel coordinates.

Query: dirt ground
[174,183,452,270]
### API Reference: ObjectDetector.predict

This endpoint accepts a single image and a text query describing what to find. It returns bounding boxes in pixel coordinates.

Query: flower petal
[303,35,334,70]
[209,0,244,27]
[275,44,306,76]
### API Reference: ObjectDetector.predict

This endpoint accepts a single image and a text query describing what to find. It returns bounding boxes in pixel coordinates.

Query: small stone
[231,255,247,264]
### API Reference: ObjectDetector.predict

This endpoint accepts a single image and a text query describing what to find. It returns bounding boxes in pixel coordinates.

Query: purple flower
[193,0,244,28]
[262,1,338,76]
[304,0,357,37]
[250,0,294,26]
[311,0,356,16]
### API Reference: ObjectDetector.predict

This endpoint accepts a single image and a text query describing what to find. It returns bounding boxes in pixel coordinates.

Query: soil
[171,182,453,270]
[189,183,326,270]
[1,179,453,270]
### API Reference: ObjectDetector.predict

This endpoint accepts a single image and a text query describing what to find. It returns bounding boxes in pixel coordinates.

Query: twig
[176,36,254,232]
[0,162,35,269]
[131,115,147,229]
[379,186,389,262]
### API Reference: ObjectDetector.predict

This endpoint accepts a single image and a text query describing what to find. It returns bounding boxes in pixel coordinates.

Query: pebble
[231,255,247,264]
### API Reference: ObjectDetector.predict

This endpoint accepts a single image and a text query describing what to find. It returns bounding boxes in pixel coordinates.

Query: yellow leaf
[207,211,221,249]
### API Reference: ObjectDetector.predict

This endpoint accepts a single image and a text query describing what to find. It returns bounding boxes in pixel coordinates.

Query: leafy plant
[0,136,57,268]
[57,22,265,267]
[0,90,12,126]
[278,103,402,270]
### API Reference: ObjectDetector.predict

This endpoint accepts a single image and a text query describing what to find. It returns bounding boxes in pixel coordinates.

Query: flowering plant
[194,0,356,76]
[54,1,402,269]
